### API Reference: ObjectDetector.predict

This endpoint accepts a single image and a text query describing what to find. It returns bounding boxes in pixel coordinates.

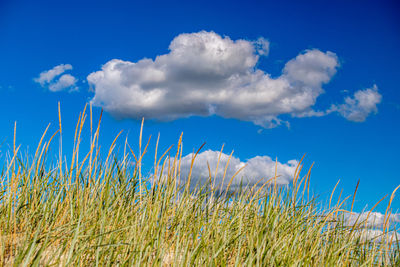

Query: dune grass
[0,104,399,266]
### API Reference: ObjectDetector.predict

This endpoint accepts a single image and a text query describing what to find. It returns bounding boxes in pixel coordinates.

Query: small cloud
[330,85,382,122]
[253,37,270,56]
[34,64,78,92]
[293,85,382,122]
[34,64,72,86]
[48,74,78,92]
[292,109,327,118]
[175,149,298,192]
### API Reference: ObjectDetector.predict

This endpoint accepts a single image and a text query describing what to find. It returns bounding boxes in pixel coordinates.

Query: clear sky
[0,0,399,213]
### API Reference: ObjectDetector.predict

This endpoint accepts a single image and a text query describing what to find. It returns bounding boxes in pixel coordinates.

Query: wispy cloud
[34,64,78,92]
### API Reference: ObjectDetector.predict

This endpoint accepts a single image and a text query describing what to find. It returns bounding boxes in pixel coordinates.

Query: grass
[0,104,399,266]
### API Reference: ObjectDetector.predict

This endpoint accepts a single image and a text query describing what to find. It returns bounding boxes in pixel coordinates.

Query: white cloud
[88,31,341,128]
[34,64,72,85]
[34,64,78,92]
[175,149,298,191]
[253,37,270,56]
[48,74,78,92]
[357,229,400,243]
[322,211,400,243]
[330,85,382,122]
[294,84,382,121]
[283,50,338,88]
[333,211,400,243]
[343,211,400,228]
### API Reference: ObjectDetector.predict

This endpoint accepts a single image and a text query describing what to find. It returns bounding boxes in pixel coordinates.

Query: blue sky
[0,0,399,213]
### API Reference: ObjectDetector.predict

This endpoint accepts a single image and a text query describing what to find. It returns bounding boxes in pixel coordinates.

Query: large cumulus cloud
[87,31,381,127]
[89,31,345,127]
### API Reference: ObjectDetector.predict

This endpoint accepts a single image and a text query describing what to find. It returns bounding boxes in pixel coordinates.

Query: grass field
[1,105,399,266]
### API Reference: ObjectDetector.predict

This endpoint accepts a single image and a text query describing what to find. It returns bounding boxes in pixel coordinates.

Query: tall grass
[0,104,399,266]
